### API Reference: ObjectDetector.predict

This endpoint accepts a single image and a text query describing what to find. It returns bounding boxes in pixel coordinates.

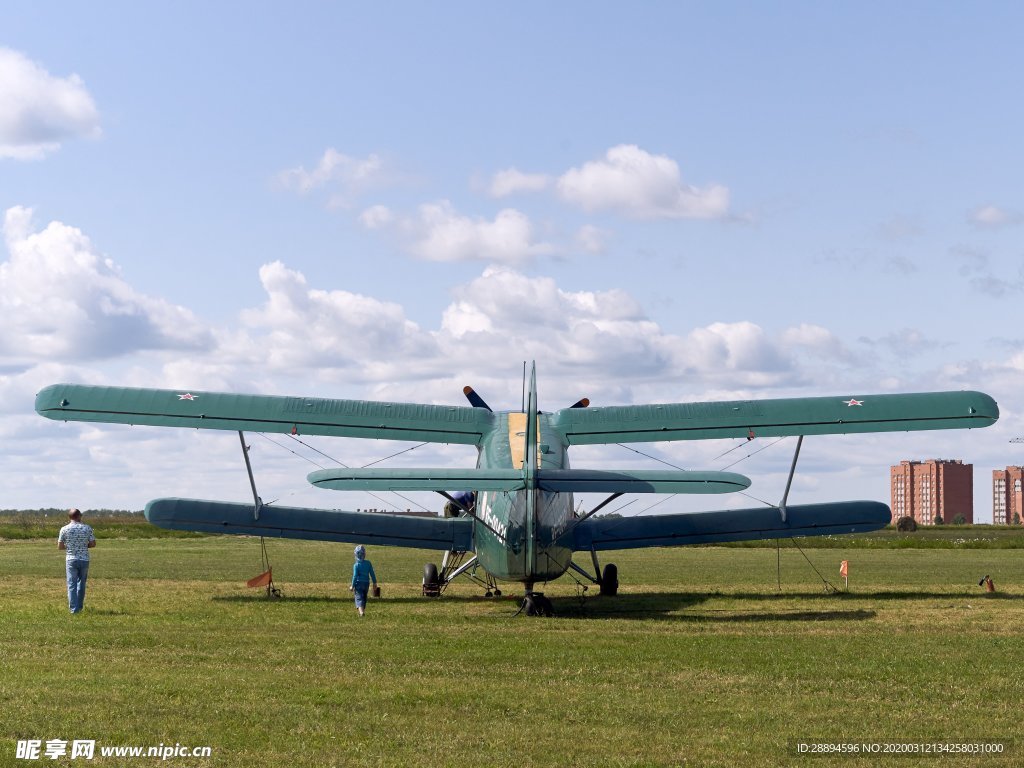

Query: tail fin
[523,362,538,487]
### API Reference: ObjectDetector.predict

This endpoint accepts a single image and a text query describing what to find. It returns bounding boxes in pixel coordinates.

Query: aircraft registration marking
[476,493,508,541]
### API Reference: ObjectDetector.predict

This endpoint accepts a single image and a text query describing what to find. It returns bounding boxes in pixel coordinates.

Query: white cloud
[488,168,551,197]
[0,47,101,160]
[557,144,729,219]
[237,260,436,375]
[781,323,851,358]
[968,205,1023,229]
[407,201,556,264]
[0,207,211,363]
[359,204,394,229]
[678,322,793,387]
[278,149,384,206]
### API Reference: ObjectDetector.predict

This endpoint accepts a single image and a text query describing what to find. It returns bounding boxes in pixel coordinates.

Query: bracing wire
[789,537,840,593]
[614,443,688,470]
[254,432,331,470]
[360,442,429,469]
[635,495,673,515]
[712,439,754,462]
[718,436,787,470]
[252,432,430,512]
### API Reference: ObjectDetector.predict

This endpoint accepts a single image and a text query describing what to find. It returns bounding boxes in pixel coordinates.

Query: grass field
[2,532,1022,767]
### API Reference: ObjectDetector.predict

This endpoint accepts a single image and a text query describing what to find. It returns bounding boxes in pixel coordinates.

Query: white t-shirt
[58,521,95,561]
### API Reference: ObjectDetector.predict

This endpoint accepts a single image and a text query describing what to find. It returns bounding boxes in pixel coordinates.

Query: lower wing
[145,498,473,550]
[571,501,890,550]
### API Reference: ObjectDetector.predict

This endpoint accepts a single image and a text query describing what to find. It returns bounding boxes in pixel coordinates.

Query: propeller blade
[463,386,492,411]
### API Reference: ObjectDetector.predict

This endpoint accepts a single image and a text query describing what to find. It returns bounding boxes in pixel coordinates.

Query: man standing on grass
[57,508,95,614]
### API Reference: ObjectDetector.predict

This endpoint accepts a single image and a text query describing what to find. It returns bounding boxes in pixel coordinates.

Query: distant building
[890,459,973,525]
[992,466,1024,525]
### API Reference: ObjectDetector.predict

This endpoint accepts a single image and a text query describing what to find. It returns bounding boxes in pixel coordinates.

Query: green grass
[0,511,203,540]
[2,537,1023,767]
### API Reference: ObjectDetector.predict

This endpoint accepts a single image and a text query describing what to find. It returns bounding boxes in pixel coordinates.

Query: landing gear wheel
[493,588,502,596]
[422,563,441,597]
[599,563,618,596]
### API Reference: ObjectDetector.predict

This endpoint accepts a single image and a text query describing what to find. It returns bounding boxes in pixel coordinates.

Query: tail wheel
[600,563,618,596]
[422,563,441,597]
[523,593,553,617]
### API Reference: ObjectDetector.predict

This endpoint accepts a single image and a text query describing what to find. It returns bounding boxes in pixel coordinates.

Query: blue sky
[2,3,1022,519]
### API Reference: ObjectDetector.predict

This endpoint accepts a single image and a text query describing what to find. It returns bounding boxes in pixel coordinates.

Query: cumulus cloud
[0,47,101,160]
[278,148,385,207]
[781,323,854,359]
[374,200,556,264]
[678,322,793,387]
[488,168,551,197]
[237,260,437,375]
[433,268,803,392]
[968,205,1023,229]
[557,144,729,219]
[0,207,210,363]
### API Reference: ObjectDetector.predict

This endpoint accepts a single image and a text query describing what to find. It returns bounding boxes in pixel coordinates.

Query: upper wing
[549,391,998,445]
[35,384,494,445]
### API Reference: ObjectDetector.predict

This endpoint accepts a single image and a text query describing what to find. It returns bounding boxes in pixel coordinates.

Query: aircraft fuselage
[473,411,575,587]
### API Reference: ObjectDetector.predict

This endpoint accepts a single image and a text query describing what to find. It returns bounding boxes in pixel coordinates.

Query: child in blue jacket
[349,545,378,616]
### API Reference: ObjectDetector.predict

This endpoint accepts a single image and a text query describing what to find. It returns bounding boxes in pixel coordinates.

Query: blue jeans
[66,559,89,613]
[353,582,369,609]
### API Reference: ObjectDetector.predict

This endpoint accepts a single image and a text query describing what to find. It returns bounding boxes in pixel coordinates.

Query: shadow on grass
[212,594,346,604]
[209,588,1019,618]
[210,593,515,605]
[546,588,1021,620]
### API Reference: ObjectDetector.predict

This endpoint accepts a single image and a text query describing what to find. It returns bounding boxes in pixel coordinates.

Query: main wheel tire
[600,563,618,596]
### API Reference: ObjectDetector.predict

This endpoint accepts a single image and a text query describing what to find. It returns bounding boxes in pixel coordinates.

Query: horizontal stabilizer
[36,384,492,445]
[536,469,750,494]
[145,498,473,550]
[308,468,524,492]
[571,500,890,551]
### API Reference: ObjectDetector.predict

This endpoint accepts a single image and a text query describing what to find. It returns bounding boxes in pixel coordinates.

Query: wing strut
[778,435,804,523]
[238,431,263,520]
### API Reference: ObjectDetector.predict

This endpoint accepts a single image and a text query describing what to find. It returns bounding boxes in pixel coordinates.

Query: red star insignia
[177,393,198,401]
[843,398,864,407]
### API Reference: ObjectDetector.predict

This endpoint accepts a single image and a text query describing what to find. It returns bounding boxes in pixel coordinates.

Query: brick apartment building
[890,459,973,525]
[992,466,1024,525]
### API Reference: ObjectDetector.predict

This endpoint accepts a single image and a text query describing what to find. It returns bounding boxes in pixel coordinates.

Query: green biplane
[35,368,998,613]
